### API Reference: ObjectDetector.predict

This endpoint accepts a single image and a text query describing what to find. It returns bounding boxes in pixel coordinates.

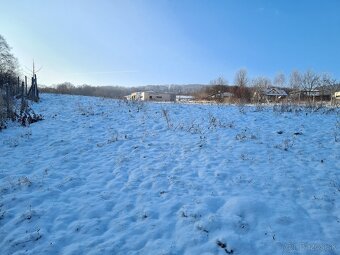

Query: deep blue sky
[1,0,339,86]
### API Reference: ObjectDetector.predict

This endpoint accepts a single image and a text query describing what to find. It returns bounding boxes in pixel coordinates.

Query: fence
[0,74,39,122]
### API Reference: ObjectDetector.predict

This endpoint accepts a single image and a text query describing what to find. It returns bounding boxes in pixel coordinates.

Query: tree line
[41,69,340,103]
[40,83,206,99]
[196,69,340,103]
[0,35,19,88]
[2,32,339,104]
[1,34,19,127]
[1,35,43,130]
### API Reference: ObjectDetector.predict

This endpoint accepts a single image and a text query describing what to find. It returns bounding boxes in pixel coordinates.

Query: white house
[129,92,143,100]
[126,91,176,102]
[334,91,340,101]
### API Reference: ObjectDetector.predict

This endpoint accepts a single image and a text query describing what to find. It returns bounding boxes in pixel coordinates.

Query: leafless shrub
[0,205,5,220]
[0,96,6,129]
[161,108,172,129]
[208,113,234,129]
[238,103,246,114]
[272,102,299,113]
[17,176,32,187]
[198,135,207,148]
[77,102,95,116]
[14,228,42,246]
[123,99,146,113]
[216,240,234,254]
[3,137,19,147]
[18,109,43,127]
[255,103,264,112]
[330,180,340,192]
[275,139,294,151]
[235,132,247,141]
[187,123,202,134]
[108,133,119,143]
[208,113,219,129]
[174,121,203,134]
[334,116,340,142]
[97,131,125,147]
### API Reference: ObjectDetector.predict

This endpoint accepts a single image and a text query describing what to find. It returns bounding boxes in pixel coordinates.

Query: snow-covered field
[1,94,339,255]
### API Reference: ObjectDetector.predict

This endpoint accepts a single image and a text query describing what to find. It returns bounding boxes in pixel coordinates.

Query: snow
[1,93,339,255]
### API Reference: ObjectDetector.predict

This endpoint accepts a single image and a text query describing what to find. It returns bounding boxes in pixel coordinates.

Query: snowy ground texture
[1,94,340,255]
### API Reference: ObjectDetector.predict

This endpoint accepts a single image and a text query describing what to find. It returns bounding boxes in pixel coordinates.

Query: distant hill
[40,83,208,99]
[129,84,207,94]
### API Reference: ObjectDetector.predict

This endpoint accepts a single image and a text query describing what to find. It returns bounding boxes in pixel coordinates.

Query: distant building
[126,91,176,102]
[290,88,332,102]
[254,87,288,103]
[334,91,340,101]
[176,95,195,102]
[209,92,234,99]
[126,92,143,100]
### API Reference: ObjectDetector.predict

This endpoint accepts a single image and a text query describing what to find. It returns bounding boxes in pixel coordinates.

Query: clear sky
[1,0,340,86]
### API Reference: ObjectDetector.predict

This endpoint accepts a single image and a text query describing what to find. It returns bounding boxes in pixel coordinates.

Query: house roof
[209,92,234,98]
[262,87,287,96]
[221,92,234,97]
[290,88,332,96]
[176,95,194,99]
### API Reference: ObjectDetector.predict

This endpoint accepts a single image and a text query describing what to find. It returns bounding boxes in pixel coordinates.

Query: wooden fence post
[20,81,26,113]
[34,74,39,100]
[27,76,34,99]
[25,76,28,96]
[17,76,20,96]
[5,83,11,118]
[26,75,39,102]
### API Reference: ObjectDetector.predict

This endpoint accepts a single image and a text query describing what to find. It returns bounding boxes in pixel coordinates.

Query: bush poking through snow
[14,228,42,247]
[0,96,7,130]
[18,110,43,127]
[216,240,234,254]
[0,204,5,220]
[161,108,172,129]
[0,99,43,129]
[335,117,340,142]
[208,113,219,129]
[17,176,32,187]
[275,139,294,151]
[76,102,95,116]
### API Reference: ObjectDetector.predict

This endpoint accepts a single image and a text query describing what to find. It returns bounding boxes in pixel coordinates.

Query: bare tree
[0,35,19,122]
[273,72,286,87]
[234,69,248,87]
[234,69,252,102]
[56,82,76,94]
[289,70,302,90]
[252,76,272,103]
[301,70,320,104]
[252,76,271,89]
[320,73,337,103]
[210,77,229,87]
[289,70,302,103]
[208,77,229,101]
[0,35,18,86]
[320,73,336,88]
